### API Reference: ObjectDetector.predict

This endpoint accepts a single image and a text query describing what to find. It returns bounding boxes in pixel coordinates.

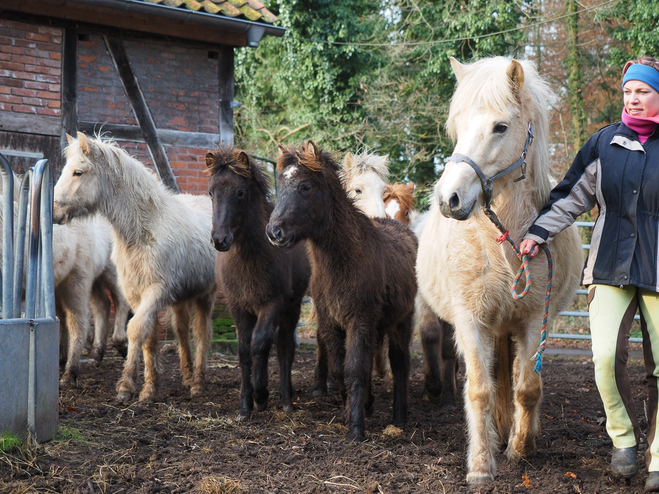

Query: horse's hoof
[190,385,203,398]
[114,341,128,359]
[138,391,156,404]
[312,387,327,397]
[282,403,295,414]
[255,400,268,412]
[347,429,366,443]
[59,374,77,387]
[116,390,133,403]
[422,389,443,404]
[89,350,104,367]
[466,472,495,484]
[237,409,251,421]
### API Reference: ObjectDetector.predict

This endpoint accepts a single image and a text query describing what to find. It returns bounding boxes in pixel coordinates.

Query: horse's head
[54,132,104,224]
[342,151,389,218]
[206,148,270,252]
[266,141,336,248]
[436,57,541,220]
[384,182,415,226]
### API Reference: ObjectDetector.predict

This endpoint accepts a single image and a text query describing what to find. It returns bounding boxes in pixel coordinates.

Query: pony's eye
[236,190,246,199]
[354,188,362,195]
[301,183,311,192]
[493,123,508,134]
[73,170,83,177]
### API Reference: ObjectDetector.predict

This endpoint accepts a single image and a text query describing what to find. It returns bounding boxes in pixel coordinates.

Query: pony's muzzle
[265,222,294,248]
[211,231,234,252]
[436,190,472,221]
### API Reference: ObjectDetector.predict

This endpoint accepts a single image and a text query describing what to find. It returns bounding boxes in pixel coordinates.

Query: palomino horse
[267,142,417,441]
[206,148,310,419]
[417,57,582,482]
[341,151,389,218]
[383,183,460,407]
[54,133,217,403]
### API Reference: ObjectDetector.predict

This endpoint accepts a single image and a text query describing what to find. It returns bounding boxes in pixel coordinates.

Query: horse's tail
[493,334,514,442]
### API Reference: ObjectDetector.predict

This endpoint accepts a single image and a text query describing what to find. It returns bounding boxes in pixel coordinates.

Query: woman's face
[624,80,659,118]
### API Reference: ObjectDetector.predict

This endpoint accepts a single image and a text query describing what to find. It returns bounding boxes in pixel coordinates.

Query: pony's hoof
[282,403,295,413]
[347,429,366,443]
[114,341,128,359]
[59,373,77,387]
[506,436,537,459]
[89,349,104,367]
[312,387,327,397]
[138,391,156,404]
[255,400,268,412]
[466,471,495,484]
[190,385,203,398]
[116,390,133,403]
[237,409,251,421]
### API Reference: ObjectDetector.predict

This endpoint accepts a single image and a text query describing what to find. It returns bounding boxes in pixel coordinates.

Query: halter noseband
[443,122,534,210]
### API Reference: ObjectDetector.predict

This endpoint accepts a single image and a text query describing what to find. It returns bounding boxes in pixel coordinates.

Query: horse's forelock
[344,151,389,182]
[387,183,415,211]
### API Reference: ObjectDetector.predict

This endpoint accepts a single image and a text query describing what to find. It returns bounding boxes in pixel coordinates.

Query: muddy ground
[0,340,651,494]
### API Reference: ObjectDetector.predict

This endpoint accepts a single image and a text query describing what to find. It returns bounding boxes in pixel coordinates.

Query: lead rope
[484,207,553,376]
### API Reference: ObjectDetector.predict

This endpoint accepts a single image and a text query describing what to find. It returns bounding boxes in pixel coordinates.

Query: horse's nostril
[449,192,460,211]
[275,228,284,242]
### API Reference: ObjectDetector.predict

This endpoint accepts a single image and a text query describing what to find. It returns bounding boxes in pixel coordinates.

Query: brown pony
[207,148,310,420]
[266,142,418,441]
[383,182,460,407]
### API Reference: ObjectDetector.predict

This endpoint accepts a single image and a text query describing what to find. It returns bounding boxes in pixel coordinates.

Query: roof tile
[134,0,279,24]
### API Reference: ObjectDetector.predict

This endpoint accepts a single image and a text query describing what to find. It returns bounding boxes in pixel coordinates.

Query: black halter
[443,122,534,210]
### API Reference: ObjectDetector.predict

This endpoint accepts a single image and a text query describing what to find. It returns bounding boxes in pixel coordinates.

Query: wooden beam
[0,111,60,136]
[78,121,220,148]
[218,45,235,148]
[60,28,78,154]
[103,35,180,193]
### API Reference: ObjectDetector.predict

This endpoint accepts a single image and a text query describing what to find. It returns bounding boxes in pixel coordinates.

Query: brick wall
[77,35,219,194]
[0,19,62,118]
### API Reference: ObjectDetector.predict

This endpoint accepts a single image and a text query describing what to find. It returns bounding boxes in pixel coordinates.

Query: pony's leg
[139,321,162,403]
[59,281,92,386]
[388,314,413,427]
[89,281,112,366]
[321,321,347,404]
[418,295,443,403]
[456,320,499,483]
[170,303,193,387]
[343,320,374,442]
[277,302,301,413]
[312,332,329,397]
[234,309,257,420]
[440,320,459,408]
[252,303,280,412]
[506,323,543,459]
[116,288,164,403]
[190,292,214,398]
[105,270,130,359]
[57,303,68,368]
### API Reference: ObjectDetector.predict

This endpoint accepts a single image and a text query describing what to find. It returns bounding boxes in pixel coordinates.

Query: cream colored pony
[54,133,217,403]
[417,57,582,483]
[341,151,389,218]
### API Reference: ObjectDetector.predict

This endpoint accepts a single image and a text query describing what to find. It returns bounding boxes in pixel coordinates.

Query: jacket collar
[612,122,646,152]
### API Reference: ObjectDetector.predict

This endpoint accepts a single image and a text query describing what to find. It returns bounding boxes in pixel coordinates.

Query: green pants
[589,284,659,471]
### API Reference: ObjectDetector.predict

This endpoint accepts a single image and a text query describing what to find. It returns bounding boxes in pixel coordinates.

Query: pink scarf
[621,108,659,144]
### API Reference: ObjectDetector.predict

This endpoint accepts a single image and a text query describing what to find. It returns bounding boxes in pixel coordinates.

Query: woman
[520,57,659,492]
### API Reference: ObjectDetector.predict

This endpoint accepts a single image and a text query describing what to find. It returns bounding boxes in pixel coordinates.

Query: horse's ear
[66,133,74,145]
[383,154,389,165]
[306,140,319,157]
[382,184,393,202]
[406,183,415,193]
[205,152,216,168]
[506,59,525,98]
[238,151,251,171]
[343,152,354,169]
[277,145,286,157]
[449,57,467,82]
[76,131,91,156]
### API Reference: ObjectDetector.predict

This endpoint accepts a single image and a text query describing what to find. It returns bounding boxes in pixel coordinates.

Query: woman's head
[622,58,659,118]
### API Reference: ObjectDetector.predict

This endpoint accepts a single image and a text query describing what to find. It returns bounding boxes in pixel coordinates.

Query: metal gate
[0,153,59,442]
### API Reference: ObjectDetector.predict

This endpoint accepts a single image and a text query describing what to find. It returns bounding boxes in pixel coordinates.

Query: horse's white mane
[342,150,390,182]
[446,56,553,208]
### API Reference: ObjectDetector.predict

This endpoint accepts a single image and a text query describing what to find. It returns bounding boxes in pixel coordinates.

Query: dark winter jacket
[525,121,659,291]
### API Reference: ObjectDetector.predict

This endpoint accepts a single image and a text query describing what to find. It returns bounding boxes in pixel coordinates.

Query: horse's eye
[208,190,213,197]
[354,188,362,195]
[301,184,311,192]
[236,190,246,199]
[73,170,83,177]
[493,123,508,134]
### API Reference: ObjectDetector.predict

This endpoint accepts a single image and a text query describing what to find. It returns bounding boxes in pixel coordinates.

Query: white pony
[417,57,583,482]
[53,133,217,403]
[341,151,389,218]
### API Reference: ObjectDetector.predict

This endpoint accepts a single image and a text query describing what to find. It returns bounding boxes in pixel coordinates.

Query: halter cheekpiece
[443,121,534,210]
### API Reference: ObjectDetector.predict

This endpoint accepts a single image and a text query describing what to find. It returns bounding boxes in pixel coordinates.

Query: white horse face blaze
[436,108,523,220]
[346,169,387,218]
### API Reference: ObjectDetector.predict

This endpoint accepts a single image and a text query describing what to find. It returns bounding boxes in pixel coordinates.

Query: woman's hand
[519,238,540,259]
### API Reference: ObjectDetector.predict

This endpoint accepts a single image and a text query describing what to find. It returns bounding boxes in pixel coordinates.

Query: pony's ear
[406,183,415,193]
[449,57,467,82]
[66,133,74,145]
[506,59,525,98]
[237,151,251,174]
[205,152,216,168]
[76,131,92,156]
[382,184,393,202]
[306,140,319,157]
[277,144,286,157]
[343,152,354,169]
[383,154,389,165]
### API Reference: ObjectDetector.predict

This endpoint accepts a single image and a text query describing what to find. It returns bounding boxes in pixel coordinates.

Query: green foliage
[55,425,87,445]
[0,432,21,452]
[213,318,236,341]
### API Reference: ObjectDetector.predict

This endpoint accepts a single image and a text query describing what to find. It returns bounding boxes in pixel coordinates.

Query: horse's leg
[506,321,543,459]
[116,287,164,403]
[312,331,329,397]
[89,280,112,366]
[233,309,257,420]
[440,320,459,408]
[170,303,193,387]
[277,303,300,413]
[388,313,413,427]
[190,292,214,398]
[321,321,347,404]
[418,296,443,402]
[344,320,374,442]
[252,303,280,413]
[105,267,130,359]
[57,303,68,368]
[58,278,92,386]
[139,320,162,403]
[455,319,498,483]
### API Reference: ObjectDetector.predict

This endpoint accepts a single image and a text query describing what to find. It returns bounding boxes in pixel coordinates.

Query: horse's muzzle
[265,223,295,248]
[211,231,234,252]
[436,190,474,221]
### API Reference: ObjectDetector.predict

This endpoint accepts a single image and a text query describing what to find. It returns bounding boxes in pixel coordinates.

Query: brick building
[0,0,284,192]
